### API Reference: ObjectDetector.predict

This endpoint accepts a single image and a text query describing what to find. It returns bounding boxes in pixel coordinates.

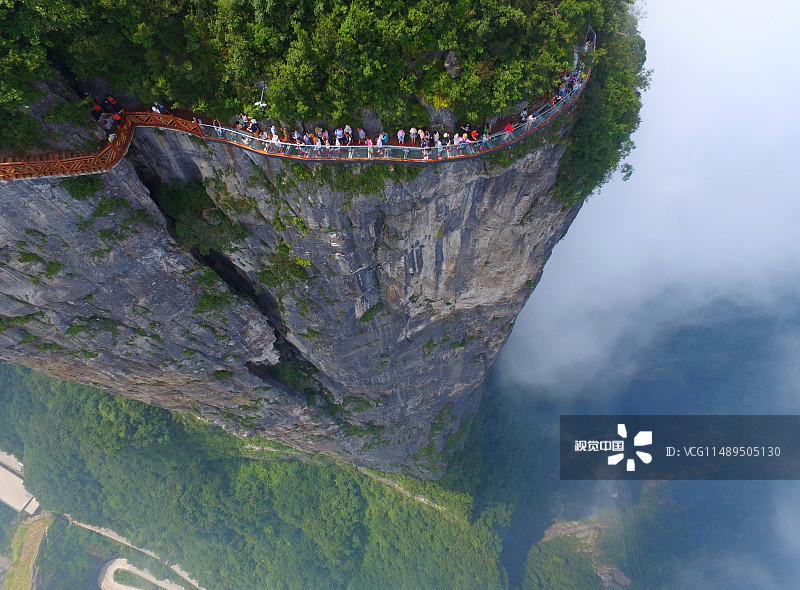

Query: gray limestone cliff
[0,119,580,477]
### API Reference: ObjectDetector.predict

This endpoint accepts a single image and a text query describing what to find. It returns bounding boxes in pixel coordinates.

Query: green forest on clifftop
[2,0,620,125]
[1,0,647,201]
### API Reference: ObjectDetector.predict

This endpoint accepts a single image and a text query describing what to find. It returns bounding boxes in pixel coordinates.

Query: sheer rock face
[0,123,580,477]
[0,161,279,414]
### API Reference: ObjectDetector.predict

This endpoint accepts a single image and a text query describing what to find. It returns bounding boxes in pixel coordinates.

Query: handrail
[0,72,588,182]
[0,112,205,181]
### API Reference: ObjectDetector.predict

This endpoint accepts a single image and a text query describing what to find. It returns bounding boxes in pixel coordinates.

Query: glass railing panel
[195,69,589,164]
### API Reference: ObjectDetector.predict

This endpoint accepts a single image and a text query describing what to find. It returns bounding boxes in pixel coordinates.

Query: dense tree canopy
[0,365,506,589]
[1,1,630,137]
[553,3,649,202]
[0,361,699,590]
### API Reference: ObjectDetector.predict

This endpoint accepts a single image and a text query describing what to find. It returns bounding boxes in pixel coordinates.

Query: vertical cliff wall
[0,119,580,476]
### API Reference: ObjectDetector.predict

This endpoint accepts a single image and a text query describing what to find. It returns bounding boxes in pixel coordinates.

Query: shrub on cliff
[158,180,248,255]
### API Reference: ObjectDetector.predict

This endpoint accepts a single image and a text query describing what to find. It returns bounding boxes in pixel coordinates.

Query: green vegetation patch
[1,352,704,590]
[65,316,124,338]
[123,208,154,228]
[300,328,322,340]
[521,534,601,590]
[43,97,94,128]
[113,568,165,590]
[91,197,127,219]
[35,520,192,590]
[415,403,458,471]
[59,175,103,201]
[195,291,232,314]
[1,0,609,151]
[359,301,384,323]
[267,355,319,400]
[0,312,43,334]
[158,180,248,256]
[0,501,19,556]
[18,251,45,264]
[205,173,258,215]
[35,342,65,351]
[342,422,384,439]
[195,267,222,288]
[24,228,47,243]
[422,333,450,358]
[264,342,346,420]
[343,396,373,413]
[256,242,311,289]
[16,252,64,279]
[44,259,64,277]
[4,513,55,590]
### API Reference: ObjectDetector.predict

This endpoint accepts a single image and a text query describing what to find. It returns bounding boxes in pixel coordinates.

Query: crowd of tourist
[200,70,587,160]
[89,66,587,160]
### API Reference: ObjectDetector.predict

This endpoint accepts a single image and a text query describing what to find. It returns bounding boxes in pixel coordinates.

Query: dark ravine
[0,106,581,477]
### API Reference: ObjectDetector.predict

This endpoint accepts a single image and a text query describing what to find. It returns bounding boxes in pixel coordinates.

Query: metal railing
[0,72,588,181]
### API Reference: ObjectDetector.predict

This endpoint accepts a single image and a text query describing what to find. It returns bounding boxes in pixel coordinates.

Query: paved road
[97,558,186,590]
[66,516,206,590]
[0,450,24,476]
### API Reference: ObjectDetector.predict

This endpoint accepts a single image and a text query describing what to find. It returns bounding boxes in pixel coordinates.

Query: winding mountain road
[65,516,206,590]
[97,559,185,590]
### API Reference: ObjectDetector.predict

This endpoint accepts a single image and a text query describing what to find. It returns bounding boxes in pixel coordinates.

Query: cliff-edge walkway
[0,73,588,182]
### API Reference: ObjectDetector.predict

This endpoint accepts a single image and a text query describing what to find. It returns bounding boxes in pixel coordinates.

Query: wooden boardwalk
[0,113,203,182]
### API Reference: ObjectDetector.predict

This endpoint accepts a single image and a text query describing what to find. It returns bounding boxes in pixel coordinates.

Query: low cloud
[674,483,800,590]
[497,0,800,396]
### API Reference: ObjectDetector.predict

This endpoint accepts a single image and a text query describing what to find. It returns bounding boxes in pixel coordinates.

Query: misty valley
[1,298,796,589]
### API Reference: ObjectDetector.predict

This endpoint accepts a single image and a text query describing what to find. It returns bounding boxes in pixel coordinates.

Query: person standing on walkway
[91,98,103,120]
[409,127,417,145]
[212,118,224,138]
[397,128,405,145]
[105,95,121,112]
